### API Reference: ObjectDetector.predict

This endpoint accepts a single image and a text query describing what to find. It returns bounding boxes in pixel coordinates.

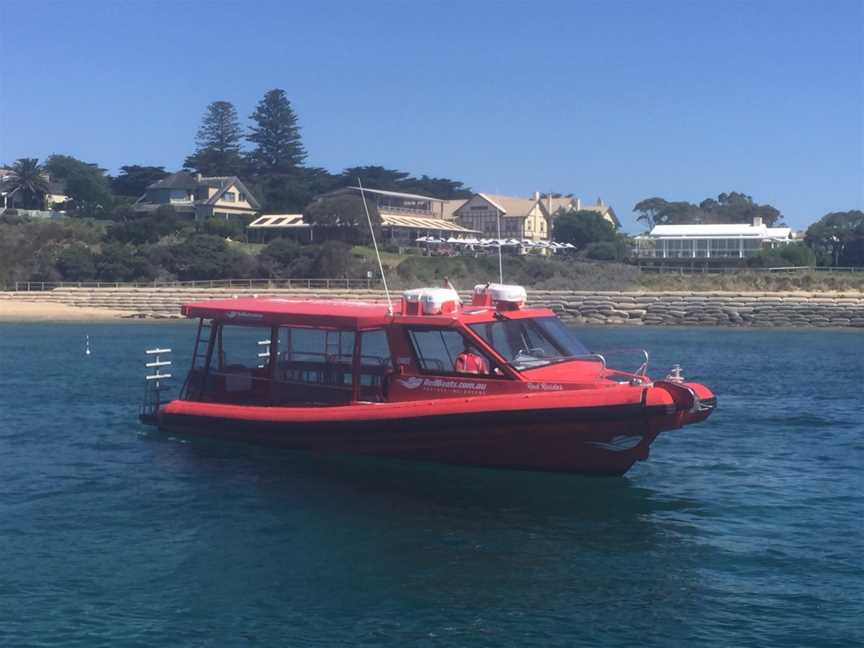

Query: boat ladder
[140,347,172,425]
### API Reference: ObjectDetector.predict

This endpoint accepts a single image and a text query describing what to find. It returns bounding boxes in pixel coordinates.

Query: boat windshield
[468,316,590,370]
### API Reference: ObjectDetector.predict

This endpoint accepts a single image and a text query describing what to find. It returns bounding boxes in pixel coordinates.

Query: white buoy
[85,335,91,356]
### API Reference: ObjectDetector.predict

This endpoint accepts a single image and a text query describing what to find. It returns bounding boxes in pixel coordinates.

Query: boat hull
[156,392,715,475]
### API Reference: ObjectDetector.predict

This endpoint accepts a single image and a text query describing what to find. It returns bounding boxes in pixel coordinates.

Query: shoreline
[1,288,863,327]
[0,300,179,322]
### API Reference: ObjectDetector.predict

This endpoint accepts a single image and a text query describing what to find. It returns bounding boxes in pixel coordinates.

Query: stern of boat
[139,347,173,426]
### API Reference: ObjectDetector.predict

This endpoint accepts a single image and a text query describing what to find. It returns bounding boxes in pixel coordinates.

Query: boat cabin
[178,284,618,407]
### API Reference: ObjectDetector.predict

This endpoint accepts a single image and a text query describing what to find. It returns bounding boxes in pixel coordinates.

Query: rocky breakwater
[529,291,864,328]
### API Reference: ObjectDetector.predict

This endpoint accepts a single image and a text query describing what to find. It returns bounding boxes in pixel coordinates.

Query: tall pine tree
[246,89,307,174]
[184,101,245,177]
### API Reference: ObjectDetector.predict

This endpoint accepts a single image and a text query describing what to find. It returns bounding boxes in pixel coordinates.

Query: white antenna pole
[496,207,504,283]
[357,178,393,314]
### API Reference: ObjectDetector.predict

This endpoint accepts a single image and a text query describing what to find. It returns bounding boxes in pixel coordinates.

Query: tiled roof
[441,199,467,220]
[149,171,199,190]
[474,193,539,218]
[143,172,261,210]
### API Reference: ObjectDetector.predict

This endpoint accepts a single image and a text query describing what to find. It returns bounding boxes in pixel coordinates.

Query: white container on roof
[402,287,460,315]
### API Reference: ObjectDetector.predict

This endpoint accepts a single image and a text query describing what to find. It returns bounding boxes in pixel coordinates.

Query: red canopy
[181,298,397,329]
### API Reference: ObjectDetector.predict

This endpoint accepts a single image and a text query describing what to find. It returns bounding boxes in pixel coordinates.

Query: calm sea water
[0,322,861,647]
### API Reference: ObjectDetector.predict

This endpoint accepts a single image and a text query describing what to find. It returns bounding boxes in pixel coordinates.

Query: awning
[380,213,479,233]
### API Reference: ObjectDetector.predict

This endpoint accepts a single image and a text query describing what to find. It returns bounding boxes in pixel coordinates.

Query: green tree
[7,158,49,209]
[634,192,782,228]
[303,192,381,244]
[96,242,155,281]
[398,175,472,199]
[56,243,97,280]
[585,236,631,261]
[44,154,113,217]
[246,89,307,174]
[552,211,617,251]
[258,237,303,277]
[168,234,255,280]
[339,166,409,191]
[747,242,816,268]
[184,101,245,176]
[252,166,339,213]
[805,210,864,266]
[111,165,169,197]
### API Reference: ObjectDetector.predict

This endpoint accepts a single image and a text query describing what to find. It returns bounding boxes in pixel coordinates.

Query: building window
[238,192,247,202]
[222,191,236,202]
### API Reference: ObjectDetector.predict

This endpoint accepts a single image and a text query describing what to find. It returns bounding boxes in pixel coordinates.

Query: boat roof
[182,298,397,328]
[181,297,555,328]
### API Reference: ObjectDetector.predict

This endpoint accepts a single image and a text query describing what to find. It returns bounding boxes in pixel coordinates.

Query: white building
[634,217,795,260]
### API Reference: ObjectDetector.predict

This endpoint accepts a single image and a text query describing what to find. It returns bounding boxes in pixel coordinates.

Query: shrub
[96,242,156,281]
[168,234,255,280]
[199,217,246,239]
[747,242,816,268]
[56,243,97,280]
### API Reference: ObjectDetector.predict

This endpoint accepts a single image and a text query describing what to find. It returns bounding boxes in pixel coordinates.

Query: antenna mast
[357,178,393,314]
[496,207,504,283]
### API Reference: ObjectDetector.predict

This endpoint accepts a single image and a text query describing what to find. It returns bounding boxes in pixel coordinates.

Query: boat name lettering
[226,311,265,320]
[422,378,487,392]
[527,383,563,391]
[396,377,487,392]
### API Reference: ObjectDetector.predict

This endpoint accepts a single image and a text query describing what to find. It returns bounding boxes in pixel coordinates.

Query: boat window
[187,324,273,405]
[407,328,497,376]
[469,317,589,370]
[272,326,355,405]
[217,325,272,370]
[358,329,393,402]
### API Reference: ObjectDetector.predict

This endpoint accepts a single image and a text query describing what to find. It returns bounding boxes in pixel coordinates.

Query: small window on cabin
[407,328,499,377]
[358,329,393,401]
[222,191,236,202]
[216,325,272,371]
[279,327,355,365]
[239,192,247,202]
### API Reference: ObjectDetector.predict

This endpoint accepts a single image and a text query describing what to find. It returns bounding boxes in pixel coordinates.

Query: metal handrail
[590,348,650,377]
[6,277,378,291]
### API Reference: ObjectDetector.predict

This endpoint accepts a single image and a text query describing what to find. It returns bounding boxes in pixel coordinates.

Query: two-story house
[454,193,551,241]
[317,186,477,244]
[133,171,260,222]
[455,193,621,241]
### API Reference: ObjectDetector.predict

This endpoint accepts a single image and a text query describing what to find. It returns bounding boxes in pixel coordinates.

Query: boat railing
[590,348,650,379]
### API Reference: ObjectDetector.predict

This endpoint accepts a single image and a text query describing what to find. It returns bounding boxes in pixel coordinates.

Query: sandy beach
[0,300,139,322]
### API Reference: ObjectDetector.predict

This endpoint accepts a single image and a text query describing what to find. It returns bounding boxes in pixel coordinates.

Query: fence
[637,265,864,275]
[7,278,378,292]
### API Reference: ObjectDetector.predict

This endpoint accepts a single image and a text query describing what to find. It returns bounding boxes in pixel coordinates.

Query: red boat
[140,283,715,475]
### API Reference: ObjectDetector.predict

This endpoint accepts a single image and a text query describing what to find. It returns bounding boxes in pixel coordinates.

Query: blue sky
[1,0,861,231]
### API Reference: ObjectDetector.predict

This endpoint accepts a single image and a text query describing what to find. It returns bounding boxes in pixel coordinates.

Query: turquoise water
[0,322,861,647]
